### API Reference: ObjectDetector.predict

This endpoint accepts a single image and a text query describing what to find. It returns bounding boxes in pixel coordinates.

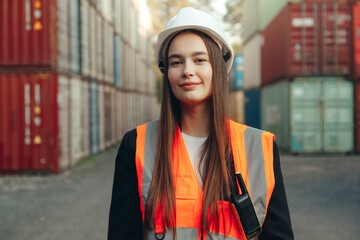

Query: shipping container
[243,34,263,90]
[81,0,91,77]
[0,73,59,173]
[0,0,74,70]
[70,76,83,164]
[104,22,114,84]
[261,77,354,153]
[353,4,360,80]
[229,55,244,90]
[229,90,245,124]
[80,79,91,158]
[98,84,105,151]
[261,81,290,150]
[114,34,123,89]
[70,0,81,75]
[57,75,71,170]
[355,82,360,152]
[262,2,352,85]
[245,89,261,129]
[90,80,99,154]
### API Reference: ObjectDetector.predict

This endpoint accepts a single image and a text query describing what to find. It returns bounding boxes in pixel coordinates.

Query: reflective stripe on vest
[135,120,275,240]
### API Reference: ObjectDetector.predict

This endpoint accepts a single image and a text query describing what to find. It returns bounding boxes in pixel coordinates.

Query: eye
[169,59,182,66]
[195,58,206,63]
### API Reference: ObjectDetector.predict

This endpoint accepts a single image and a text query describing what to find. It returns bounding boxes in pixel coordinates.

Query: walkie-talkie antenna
[236,173,248,195]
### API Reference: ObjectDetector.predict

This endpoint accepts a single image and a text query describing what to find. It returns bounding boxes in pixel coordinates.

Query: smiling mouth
[179,82,200,90]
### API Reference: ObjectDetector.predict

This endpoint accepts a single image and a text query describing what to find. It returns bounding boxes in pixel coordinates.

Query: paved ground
[0,146,359,240]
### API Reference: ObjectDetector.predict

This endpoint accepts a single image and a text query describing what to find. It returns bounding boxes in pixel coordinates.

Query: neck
[180,101,211,138]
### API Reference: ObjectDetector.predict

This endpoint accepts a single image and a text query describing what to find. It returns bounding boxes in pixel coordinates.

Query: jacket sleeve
[258,141,294,240]
[107,129,143,240]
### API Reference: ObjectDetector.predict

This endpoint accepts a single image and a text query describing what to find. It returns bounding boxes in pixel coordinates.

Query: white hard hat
[155,7,234,73]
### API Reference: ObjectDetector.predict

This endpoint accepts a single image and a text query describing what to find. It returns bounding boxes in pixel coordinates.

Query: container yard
[240,0,360,153]
[0,0,159,173]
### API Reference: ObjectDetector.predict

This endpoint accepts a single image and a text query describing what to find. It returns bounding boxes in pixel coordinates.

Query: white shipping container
[96,15,103,81]
[57,0,70,73]
[70,76,83,164]
[104,23,114,84]
[81,80,91,157]
[101,0,113,23]
[90,7,97,79]
[98,84,105,151]
[57,75,70,170]
[243,34,264,90]
[81,0,91,77]
[114,0,122,34]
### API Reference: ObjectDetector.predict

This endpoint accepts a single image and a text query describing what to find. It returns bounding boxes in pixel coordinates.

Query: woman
[108,7,293,240]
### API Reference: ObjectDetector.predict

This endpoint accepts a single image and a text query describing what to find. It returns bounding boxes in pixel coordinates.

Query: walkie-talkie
[231,173,262,240]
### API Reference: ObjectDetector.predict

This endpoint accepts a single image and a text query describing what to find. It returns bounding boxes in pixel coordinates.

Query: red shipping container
[355,82,360,152]
[261,2,352,85]
[0,72,62,173]
[353,4,360,80]
[0,0,71,69]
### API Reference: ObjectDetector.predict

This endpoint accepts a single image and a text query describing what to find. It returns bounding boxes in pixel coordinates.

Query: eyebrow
[168,51,208,59]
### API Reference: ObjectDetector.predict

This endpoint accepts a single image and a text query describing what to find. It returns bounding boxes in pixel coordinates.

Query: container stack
[229,54,245,124]
[242,0,357,153]
[0,0,159,173]
[354,3,360,152]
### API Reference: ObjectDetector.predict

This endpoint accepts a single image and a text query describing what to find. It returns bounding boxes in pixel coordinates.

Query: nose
[182,60,194,78]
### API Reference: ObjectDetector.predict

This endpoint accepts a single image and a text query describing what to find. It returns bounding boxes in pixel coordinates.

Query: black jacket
[108,129,294,240]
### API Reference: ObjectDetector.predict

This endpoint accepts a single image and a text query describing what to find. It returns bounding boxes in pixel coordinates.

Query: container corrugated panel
[353,4,360,80]
[81,0,91,77]
[290,78,323,152]
[229,90,245,124]
[245,89,261,129]
[57,75,70,170]
[90,80,99,154]
[90,7,97,79]
[323,78,353,152]
[98,84,105,151]
[104,86,111,148]
[0,73,59,173]
[114,34,123,89]
[110,88,116,144]
[57,0,70,73]
[70,0,81,75]
[104,23,114,84]
[244,34,263,90]
[261,3,352,85]
[0,0,60,67]
[229,55,244,90]
[114,0,122,34]
[101,0,113,24]
[261,81,290,150]
[70,76,83,164]
[81,79,91,157]
[96,14,103,81]
[355,82,360,152]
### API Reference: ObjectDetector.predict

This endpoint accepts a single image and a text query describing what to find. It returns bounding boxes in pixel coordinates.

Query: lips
[179,82,200,90]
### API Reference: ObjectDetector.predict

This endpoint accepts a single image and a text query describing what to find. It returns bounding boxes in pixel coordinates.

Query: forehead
[168,31,208,55]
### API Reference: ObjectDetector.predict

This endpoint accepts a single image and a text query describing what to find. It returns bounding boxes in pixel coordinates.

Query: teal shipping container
[90,80,99,154]
[261,77,354,153]
[114,34,122,89]
[229,55,244,90]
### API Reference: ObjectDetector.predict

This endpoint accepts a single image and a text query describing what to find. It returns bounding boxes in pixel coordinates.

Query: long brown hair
[144,30,232,237]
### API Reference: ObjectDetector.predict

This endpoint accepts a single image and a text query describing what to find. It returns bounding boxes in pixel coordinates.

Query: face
[167,31,213,106]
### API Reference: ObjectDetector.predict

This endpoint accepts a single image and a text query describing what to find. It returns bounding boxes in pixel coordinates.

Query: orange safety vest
[135,120,275,240]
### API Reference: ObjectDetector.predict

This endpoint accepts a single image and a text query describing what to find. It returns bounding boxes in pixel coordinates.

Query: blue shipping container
[245,89,261,129]
[114,34,122,89]
[229,54,244,90]
[70,0,81,75]
[90,80,99,154]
